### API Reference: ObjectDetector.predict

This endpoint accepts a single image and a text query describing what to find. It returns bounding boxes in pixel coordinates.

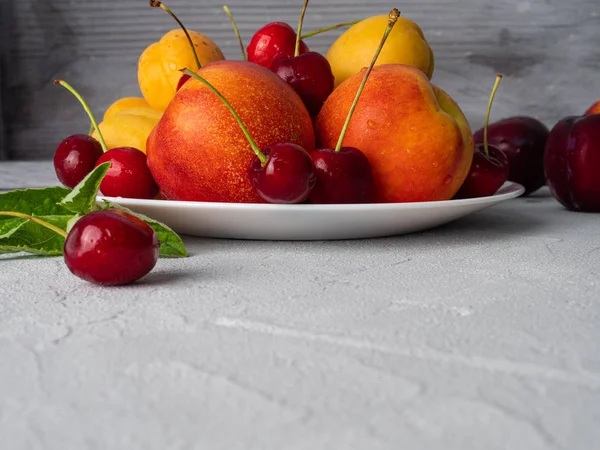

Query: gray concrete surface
[1,0,600,159]
[1,161,600,449]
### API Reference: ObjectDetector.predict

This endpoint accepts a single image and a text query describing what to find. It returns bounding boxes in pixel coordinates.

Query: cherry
[473,115,549,195]
[455,74,510,199]
[248,143,316,203]
[54,134,104,188]
[310,147,374,203]
[181,68,315,204]
[270,2,334,117]
[454,144,509,199]
[309,9,401,204]
[150,1,202,92]
[247,22,309,69]
[95,147,159,199]
[64,209,160,286]
[177,74,191,90]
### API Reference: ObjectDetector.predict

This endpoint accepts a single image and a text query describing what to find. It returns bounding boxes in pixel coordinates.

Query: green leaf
[0,186,74,255]
[0,214,71,256]
[104,203,188,258]
[58,162,111,215]
[0,186,71,216]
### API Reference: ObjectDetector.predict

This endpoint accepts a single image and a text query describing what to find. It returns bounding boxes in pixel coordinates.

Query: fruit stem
[54,80,108,153]
[223,5,246,61]
[180,68,267,165]
[334,8,400,153]
[300,20,361,39]
[483,74,503,157]
[294,0,310,57]
[150,0,201,70]
[0,211,68,239]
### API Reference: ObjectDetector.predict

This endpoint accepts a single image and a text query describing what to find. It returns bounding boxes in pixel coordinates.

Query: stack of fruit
[51,0,600,212]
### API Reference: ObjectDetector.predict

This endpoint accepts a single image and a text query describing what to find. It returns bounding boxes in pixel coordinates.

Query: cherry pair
[53,81,159,200]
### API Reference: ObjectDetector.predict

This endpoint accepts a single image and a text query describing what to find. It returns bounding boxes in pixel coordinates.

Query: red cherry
[64,209,160,286]
[310,147,374,203]
[95,147,159,199]
[248,143,316,204]
[473,116,549,195]
[270,52,334,117]
[246,22,309,69]
[53,134,104,188]
[454,144,509,199]
[176,74,191,91]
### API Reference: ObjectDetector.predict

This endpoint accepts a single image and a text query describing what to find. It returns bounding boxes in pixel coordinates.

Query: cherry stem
[180,68,267,166]
[295,0,310,57]
[483,74,503,157]
[335,8,400,153]
[150,0,201,70]
[54,80,108,153]
[300,20,361,39]
[88,122,94,136]
[223,5,246,61]
[0,211,68,239]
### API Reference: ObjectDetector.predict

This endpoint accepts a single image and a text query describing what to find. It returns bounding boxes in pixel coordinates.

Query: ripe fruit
[310,9,403,204]
[95,147,159,199]
[139,1,225,111]
[544,114,600,212]
[64,209,160,286]
[473,116,550,195]
[584,100,600,115]
[146,60,315,203]
[53,80,109,187]
[91,106,162,154]
[53,135,104,189]
[315,64,473,203]
[455,75,510,199]
[182,68,316,203]
[247,22,309,69]
[103,97,153,121]
[269,1,335,117]
[248,143,316,203]
[326,14,434,88]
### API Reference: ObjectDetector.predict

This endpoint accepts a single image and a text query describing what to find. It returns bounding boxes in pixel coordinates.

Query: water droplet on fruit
[367,120,377,130]
[444,175,453,185]
[169,62,177,70]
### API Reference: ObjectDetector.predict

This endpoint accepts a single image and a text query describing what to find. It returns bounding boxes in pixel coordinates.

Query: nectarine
[146,60,315,203]
[315,64,473,203]
[585,100,600,115]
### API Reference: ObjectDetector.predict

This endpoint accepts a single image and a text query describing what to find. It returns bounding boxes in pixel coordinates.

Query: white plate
[98,182,525,240]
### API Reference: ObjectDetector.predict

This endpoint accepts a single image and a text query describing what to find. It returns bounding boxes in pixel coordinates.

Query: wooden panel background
[1,0,599,160]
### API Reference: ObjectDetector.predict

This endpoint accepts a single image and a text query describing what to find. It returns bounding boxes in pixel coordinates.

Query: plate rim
[97,181,525,211]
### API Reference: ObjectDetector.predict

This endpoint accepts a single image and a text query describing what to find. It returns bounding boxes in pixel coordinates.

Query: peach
[584,100,600,115]
[315,64,473,203]
[146,60,315,203]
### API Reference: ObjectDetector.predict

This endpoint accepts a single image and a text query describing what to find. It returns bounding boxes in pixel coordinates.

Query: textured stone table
[1,161,599,450]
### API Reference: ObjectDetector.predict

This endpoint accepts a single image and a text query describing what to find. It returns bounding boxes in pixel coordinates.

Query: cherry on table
[64,209,160,286]
[95,147,159,199]
[54,134,104,188]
